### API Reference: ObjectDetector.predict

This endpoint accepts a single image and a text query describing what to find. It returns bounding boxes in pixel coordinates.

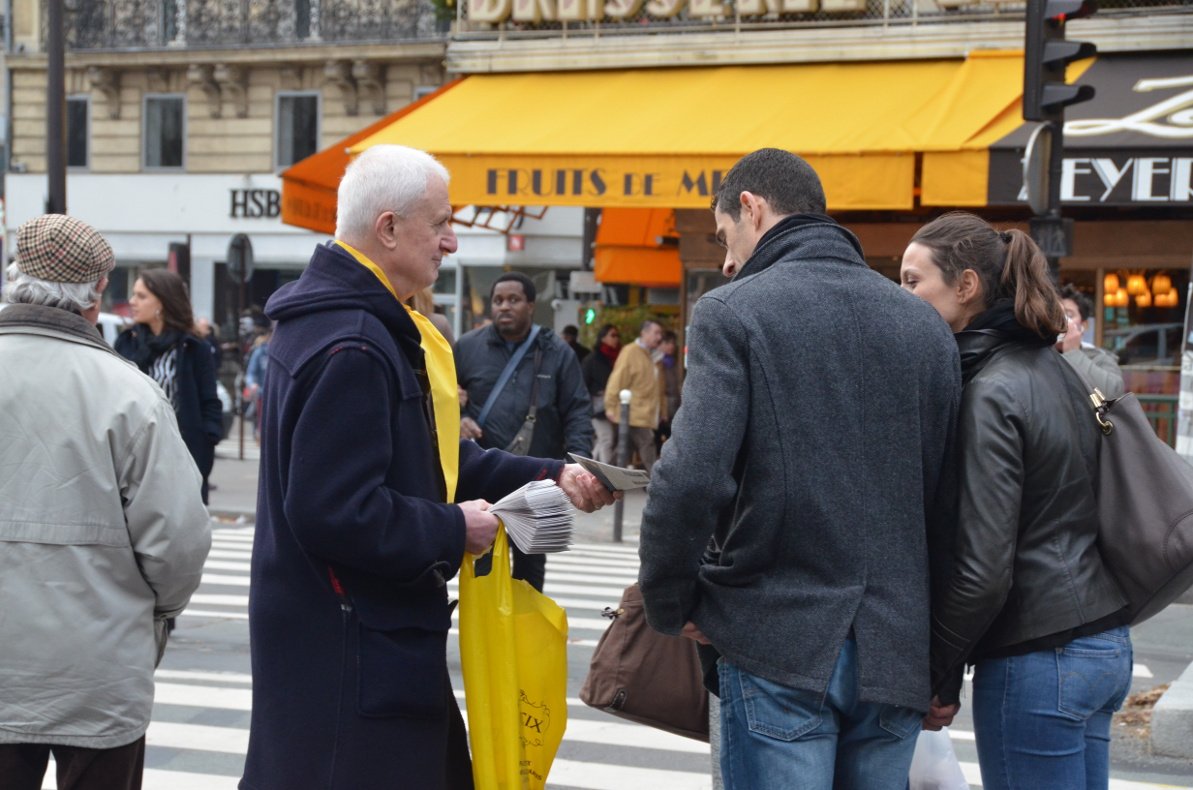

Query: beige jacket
[0,304,211,748]
[604,341,660,429]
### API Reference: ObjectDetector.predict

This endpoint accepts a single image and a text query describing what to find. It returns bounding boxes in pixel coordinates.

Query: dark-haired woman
[901,212,1130,790]
[581,323,620,463]
[116,269,222,504]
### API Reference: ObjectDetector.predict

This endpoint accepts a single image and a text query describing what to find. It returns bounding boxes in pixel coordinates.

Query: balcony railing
[44,0,1193,51]
[452,0,1189,39]
[57,0,446,51]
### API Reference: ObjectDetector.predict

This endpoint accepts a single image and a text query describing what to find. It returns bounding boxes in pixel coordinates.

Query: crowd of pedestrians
[0,143,1138,790]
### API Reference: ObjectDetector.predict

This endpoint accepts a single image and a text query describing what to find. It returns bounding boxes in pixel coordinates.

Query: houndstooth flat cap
[16,214,115,283]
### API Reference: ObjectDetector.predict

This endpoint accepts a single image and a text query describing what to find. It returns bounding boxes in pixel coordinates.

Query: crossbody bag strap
[524,346,545,424]
[476,324,541,428]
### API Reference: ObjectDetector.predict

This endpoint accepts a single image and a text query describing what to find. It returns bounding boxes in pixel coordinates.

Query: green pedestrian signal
[584,307,597,325]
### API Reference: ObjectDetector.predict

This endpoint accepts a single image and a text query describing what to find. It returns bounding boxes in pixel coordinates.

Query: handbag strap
[476,324,540,429]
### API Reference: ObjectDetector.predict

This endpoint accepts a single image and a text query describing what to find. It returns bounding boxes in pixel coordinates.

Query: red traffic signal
[1024,0,1098,123]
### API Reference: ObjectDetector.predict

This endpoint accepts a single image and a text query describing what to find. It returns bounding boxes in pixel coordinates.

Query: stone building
[3,0,448,330]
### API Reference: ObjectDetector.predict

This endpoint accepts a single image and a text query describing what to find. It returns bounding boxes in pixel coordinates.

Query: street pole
[612,388,631,543]
[46,0,66,214]
[237,276,246,461]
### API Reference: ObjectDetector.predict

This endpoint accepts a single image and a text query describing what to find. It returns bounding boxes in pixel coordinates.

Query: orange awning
[280,80,465,234]
[592,208,681,288]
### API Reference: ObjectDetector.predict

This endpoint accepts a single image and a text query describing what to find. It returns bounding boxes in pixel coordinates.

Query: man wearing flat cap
[0,214,211,790]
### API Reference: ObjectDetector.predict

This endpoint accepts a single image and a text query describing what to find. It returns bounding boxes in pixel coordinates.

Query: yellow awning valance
[346,55,1027,211]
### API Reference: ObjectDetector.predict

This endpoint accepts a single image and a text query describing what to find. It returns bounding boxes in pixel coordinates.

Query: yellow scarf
[335,240,460,502]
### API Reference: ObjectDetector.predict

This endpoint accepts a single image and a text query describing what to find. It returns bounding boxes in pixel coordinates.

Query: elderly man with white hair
[240,145,614,790]
[0,214,211,790]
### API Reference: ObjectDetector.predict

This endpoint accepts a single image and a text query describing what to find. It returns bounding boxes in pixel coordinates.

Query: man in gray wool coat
[638,148,962,789]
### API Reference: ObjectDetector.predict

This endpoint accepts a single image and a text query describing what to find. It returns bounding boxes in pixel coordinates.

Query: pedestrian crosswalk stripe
[185,609,250,620]
[206,551,252,563]
[155,681,252,711]
[211,534,254,541]
[547,757,711,789]
[203,559,251,572]
[44,765,239,790]
[149,720,248,753]
[198,573,250,586]
[156,669,252,685]
[567,542,642,555]
[191,593,250,607]
[546,559,640,573]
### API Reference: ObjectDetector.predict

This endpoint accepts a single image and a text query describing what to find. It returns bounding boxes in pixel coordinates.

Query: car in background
[1103,323,1184,367]
[96,311,131,345]
[0,304,131,345]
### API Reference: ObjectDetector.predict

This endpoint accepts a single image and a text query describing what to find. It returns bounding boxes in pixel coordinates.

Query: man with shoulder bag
[456,272,593,590]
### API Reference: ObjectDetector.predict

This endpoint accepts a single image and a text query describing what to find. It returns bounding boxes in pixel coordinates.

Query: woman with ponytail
[901,212,1130,790]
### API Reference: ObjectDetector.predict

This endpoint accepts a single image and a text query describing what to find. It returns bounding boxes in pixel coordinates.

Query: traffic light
[1023,0,1097,123]
[583,306,597,325]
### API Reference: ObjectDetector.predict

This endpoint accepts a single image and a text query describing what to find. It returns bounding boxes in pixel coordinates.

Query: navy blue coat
[241,243,561,790]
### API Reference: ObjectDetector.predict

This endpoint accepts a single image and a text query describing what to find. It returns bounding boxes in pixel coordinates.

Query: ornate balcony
[58,0,445,51]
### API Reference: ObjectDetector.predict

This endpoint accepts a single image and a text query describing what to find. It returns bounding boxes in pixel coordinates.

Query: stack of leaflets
[490,479,574,554]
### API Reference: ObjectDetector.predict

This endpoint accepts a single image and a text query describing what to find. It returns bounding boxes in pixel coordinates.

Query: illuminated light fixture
[1126,273,1148,296]
[1152,273,1173,294]
[1103,273,1120,293]
[1136,292,1152,308]
[1110,288,1129,308]
[1156,290,1180,308]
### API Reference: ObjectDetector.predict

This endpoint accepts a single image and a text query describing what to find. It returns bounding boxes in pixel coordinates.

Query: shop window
[276,93,319,169]
[66,96,89,169]
[1091,267,1189,403]
[144,95,185,170]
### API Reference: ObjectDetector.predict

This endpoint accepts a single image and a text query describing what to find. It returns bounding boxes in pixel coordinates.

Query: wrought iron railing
[57,0,445,51]
[452,0,1190,39]
[52,0,1193,50]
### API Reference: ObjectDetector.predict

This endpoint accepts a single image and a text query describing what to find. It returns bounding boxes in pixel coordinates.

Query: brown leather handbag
[579,583,710,742]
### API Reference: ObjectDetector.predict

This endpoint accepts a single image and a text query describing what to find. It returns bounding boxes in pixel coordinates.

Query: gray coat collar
[0,303,115,356]
[737,214,866,281]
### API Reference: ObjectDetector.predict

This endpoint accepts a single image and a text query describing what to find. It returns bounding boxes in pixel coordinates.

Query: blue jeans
[972,627,1133,790]
[718,637,922,789]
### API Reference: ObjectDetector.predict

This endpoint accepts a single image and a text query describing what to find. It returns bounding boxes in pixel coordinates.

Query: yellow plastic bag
[459,527,568,789]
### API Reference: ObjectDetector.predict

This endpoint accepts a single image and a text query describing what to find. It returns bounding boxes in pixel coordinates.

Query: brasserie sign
[469,0,816,23]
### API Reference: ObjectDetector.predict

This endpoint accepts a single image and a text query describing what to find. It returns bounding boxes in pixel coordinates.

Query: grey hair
[4,262,105,314]
[335,145,450,243]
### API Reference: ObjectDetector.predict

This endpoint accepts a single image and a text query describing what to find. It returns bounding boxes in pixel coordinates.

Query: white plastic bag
[909,727,968,790]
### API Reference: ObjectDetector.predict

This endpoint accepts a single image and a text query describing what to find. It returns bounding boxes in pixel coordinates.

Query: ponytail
[1000,229,1066,339]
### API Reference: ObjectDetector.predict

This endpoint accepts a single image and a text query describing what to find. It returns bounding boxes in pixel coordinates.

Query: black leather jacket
[931,324,1126,702]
